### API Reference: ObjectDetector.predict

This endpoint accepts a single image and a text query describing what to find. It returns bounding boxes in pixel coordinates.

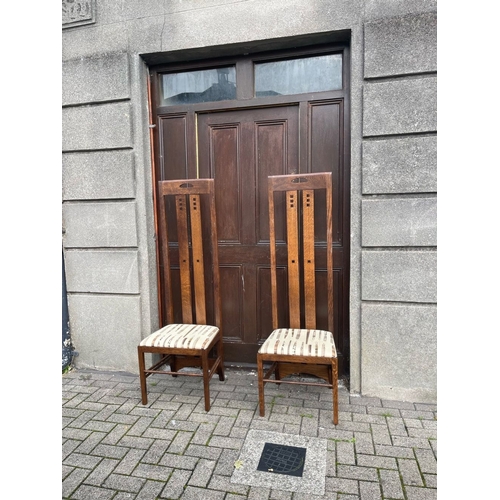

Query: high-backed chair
[257,172,338,424]
[138,178,224,411]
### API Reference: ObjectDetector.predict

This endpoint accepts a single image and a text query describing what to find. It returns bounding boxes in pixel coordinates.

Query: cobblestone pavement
[62,367,437,499]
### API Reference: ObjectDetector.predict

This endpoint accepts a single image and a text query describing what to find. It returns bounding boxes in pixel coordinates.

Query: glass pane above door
[160,66,236,105]
[254,54,342,97]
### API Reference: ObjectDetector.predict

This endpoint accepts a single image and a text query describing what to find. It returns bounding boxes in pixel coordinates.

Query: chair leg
[138,347,148,405]
[202,350,211,412]
[332,359,338,425]
[257,354,265,417]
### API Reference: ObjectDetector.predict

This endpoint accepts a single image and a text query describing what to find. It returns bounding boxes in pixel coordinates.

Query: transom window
[159,52,342,106]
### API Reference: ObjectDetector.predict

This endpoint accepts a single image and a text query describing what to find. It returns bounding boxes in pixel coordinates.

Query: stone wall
[360,7,437,402]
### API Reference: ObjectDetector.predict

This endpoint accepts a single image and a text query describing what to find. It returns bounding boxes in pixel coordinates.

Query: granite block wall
[360,7,437,402]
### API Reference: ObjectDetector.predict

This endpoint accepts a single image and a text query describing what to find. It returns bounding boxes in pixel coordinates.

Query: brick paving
[62,367,437,499]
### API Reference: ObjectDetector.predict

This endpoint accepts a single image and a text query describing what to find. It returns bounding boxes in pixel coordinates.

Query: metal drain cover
[256,442,307,477]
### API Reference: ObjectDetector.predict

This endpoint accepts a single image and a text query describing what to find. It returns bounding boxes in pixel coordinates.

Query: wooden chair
[257,172,339,424]
[138,178,224,411]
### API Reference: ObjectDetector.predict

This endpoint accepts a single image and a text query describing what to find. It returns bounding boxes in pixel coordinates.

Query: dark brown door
[151,45,350,376]
[197,106,299,362]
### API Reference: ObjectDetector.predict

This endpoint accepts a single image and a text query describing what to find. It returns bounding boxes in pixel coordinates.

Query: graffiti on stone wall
[62,0,96,29]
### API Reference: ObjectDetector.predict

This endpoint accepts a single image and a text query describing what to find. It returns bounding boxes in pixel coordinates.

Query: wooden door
[197,106,299,362]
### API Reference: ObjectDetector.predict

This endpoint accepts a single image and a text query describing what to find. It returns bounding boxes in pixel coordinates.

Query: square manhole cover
[231,430,327,495]
[257,443,307,477]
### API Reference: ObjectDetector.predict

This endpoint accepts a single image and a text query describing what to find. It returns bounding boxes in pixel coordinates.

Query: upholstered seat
[258,329,336,358]
[140,324,220,350]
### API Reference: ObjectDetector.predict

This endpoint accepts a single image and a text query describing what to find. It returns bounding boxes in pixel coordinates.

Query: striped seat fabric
[259,328,337,357]
[140,324,219,350]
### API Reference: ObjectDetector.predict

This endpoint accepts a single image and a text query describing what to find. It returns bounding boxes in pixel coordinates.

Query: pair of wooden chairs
[137,173,338,424]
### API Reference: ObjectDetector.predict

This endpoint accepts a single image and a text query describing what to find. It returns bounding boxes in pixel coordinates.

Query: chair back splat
[259,172,339,424]
[138,178,224,411]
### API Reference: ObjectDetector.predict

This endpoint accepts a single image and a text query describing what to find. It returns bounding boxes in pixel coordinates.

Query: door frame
[147,40,351,376]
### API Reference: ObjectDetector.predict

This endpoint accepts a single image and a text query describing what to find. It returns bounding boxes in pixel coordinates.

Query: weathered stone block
[62,53,130,105]
[63,202,138,248]
[62,23,128,60]
[362,198,436,246]
[362,136,437,194]
[364,12,437,77]
[62,150,136,201]
[364,0,437,20]
[362,250,436,302]
[65,250,139,294]
[361,303,436,403]
[363,77,437,136]
[68,294,142,373]
[62,102,133,151]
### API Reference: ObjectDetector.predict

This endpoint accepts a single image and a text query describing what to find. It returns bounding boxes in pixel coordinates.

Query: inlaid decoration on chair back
[268,172,334,333]
[157,178,221,329]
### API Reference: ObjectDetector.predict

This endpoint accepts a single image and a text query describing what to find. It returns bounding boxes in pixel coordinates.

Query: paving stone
[359,480,382,500]
[84,458,120,486]
[159,469,191,499]
[100,424,130,446]
[92,444,130,459]
[414,448,437,474]
[213,415,237,436]
[337,440,356,465]
[208,435,245,450]
[248,485,271,499]
[337,465,379,481]
[213,448,240,476]
[63,427,92,441]
[112,493,135,500]
[181,485,225,499]
[356,454,397,470]
[187,458,216,487]
[374,444,415,459]
[142,439,170,464]
[166,431,193,454]
[269,489,293,499]
[284,423,301,434]
[250,419,286,432]
[353,432,375,455]
[423,474,437,488]
[386,417,408,437]
[191,422,217,445]
[379,468,404,499]
[113,449,147,475]
[71,484,116,499]
[370,423,392,445]
[207,473,250,495]
[136,480,166,500]
[408,427,437,440]
[64,452,102,469]
[118,435,155,450]
[131,463,173,481]
[185,443,223,460]
[392,435,432,449]
[398,458,424,487]
[75,431,107,454]
[62,467,92,498]
[106,413,139,425]
[103,473,146,493]
[325,477,359,494]
[406,486,438,499]
[62,464,74,480]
